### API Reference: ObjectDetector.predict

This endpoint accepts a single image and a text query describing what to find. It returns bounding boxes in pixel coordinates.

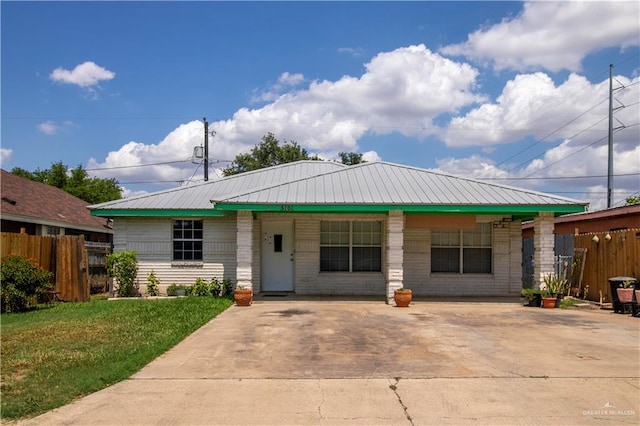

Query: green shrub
[146,270,160,296]
[1,256,53,313]
[191,278,211,296]
[106,251,138,297]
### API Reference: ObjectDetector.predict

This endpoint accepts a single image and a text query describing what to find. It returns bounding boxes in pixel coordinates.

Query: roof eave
[211,202,587,216]
[90,209,226,217]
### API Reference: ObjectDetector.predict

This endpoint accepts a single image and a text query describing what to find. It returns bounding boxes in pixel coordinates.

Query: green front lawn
[1,296,233,420]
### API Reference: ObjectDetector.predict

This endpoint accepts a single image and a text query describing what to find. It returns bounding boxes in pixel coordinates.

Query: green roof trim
[212,202,585,215]
[91,209,225,218]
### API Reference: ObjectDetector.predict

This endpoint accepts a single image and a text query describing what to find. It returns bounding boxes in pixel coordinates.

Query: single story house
[1,169,113,243]
[89,161,586,303]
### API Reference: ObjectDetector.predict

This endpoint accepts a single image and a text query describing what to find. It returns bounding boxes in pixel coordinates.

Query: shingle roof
[89,161,586,217]
[1,169,112,233]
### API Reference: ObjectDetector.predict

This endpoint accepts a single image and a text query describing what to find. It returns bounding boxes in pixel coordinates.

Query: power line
[479,172,640,181]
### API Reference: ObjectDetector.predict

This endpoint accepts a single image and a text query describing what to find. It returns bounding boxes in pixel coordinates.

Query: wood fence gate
[1,233,90,302]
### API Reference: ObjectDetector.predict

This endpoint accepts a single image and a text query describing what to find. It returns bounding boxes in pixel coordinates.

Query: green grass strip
[1,296,233,420]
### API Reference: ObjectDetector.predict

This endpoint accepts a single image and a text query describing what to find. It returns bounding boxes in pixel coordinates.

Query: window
[173,219,203,261]
[320,221,381,272]
[46,226,61,235]
[431,223,492,273]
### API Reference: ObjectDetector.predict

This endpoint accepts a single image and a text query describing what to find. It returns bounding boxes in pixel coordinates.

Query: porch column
[533,211,554,289]
[236,210,253,290]
[386,210,404,305]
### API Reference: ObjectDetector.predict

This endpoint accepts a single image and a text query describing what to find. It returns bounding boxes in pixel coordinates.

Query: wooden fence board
[575,229,640,302]
[1,233,89,302]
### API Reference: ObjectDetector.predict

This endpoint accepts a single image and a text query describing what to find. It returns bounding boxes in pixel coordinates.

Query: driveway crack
[316,379,326,420]
[389,377,414,425]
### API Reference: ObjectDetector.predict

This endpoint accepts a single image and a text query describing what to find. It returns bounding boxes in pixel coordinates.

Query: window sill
[171,262,204,268]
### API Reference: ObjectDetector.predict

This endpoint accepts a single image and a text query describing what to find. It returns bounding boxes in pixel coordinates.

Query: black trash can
[608,276,637,314]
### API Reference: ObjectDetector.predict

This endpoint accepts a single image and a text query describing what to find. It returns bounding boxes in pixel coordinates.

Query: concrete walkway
[17,300,640,425]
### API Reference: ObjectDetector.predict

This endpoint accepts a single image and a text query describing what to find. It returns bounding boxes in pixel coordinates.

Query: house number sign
[280,205,293,211]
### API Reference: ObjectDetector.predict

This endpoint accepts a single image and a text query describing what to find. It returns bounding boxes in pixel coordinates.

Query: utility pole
[607,65,614,208]
[203,117,209,182]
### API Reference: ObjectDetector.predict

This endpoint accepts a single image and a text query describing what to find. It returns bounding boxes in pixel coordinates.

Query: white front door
[261,220,294,291]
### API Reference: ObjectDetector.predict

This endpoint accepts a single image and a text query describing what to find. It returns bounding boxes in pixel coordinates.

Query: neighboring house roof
[90,161,586,219]
[522,204,640,234]
[1,169,112,234]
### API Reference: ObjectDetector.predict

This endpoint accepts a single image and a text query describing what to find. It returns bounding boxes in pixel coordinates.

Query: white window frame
[320,220,382,272]
[431,223,492,274]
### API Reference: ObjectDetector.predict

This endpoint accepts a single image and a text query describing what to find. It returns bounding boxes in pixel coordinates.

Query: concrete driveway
[18,300,640,425]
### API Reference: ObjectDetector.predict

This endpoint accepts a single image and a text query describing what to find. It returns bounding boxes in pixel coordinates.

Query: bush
[106,251,138,297]
[191,278,212,297]
[1,256,53,313]
[146,270,160,296]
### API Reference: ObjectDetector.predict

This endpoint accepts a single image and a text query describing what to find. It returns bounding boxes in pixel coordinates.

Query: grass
[559,297,583,309]
[1,296,233,420]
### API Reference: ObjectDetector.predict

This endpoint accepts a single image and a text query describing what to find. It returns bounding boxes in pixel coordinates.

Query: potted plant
[393,288,412,307]
[521,288,543,307]
[166,284,187,297]
[234,286,253,306]
[541,273,566,308]
[617,280,635,303]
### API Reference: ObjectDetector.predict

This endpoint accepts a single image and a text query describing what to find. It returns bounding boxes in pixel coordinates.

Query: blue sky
[2,1,639,211]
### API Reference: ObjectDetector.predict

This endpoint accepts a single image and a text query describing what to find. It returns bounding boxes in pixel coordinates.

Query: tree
[625,196,640,206]
[10,162,121,204]
[222,133,320,176]
[338,152,366,165]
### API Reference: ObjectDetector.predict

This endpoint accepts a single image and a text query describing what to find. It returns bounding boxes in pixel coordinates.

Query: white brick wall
[236,211,253,290]
[402,215,520,296]
[112,216,236,294]
[386,210,404,303]
[534,212,555,288]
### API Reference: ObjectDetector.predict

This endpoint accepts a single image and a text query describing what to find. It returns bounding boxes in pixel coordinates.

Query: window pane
[352,247,381,272]
[320,247,349,271]
[172,219,203,261]
[431,248,460,273]
[463,248,492,273]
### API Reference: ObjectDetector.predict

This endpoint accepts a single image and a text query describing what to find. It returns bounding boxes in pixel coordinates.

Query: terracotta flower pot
[542,297,557,308]
[635,290,640,303]
[234,288,253,306]
[394,289,412,307]
[617,288,634,303]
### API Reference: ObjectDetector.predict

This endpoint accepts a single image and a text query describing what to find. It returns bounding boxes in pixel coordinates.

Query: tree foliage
[222,133,367,176]
[625,196,640,206]
[222,133,320,176]
[10,161,121,204]
[338,152,366,165]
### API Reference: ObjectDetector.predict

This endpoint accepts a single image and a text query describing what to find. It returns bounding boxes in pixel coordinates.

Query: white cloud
[1,148,13,165]
[36,120,75,135]
[252,72,306,103]
[362,151,382,163]
[338,47,364,57]
[440,1,640,72]
[443,73,640,150]
[50,61,115,88]
[37,120,58,135]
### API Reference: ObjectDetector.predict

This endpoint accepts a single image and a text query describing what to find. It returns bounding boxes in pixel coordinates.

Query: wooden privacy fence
[1,233,90,302]
[575,228,640,303]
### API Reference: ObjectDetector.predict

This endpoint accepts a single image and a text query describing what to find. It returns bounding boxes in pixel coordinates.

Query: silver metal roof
[214,162,584,206]
[89,161,347,210]
[90,161,585,213]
